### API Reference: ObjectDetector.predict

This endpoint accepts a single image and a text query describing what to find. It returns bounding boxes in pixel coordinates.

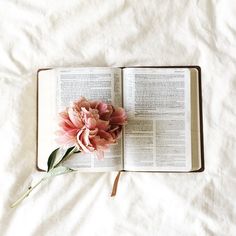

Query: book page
[190,68,202,170]
[38,67,123,172]
[38,69,58,171]
[123,68,192,171]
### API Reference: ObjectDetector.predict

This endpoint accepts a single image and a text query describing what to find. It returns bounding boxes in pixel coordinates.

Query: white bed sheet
[0,0,236,235]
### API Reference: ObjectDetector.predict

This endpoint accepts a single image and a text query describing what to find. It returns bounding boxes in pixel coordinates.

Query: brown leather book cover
[36,66,204,172]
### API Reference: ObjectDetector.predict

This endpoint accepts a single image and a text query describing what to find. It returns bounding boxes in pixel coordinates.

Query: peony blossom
[56,97,127,159]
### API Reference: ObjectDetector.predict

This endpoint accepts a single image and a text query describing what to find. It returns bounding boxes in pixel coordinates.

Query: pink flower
[56,97,127,159]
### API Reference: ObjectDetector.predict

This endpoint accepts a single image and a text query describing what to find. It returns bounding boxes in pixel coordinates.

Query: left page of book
[37,67,123,172]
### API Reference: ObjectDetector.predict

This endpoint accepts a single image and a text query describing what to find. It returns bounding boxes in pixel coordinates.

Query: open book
[37,66,203,172]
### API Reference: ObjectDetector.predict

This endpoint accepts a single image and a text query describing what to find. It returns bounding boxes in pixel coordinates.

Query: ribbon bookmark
[111,171,122,197]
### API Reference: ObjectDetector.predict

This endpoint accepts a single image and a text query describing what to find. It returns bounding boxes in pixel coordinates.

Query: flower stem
[10,147,79,208]
[10,176,48,208]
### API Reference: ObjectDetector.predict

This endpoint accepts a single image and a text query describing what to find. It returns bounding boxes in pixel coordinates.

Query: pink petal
[68,107,83,128]
[86,117,97,129]
[77,129,89,153]
[97,102,108,113]
[95,150,104,160]
[77,129,95,153]
[89,100,99,109]
[89,128,98,137]
[110,108,127,125]
[96,120,109,130]
[98,130,114,142]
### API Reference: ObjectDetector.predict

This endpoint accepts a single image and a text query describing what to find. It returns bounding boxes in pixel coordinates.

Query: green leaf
[47,148,60,172]
[73,150,81,153]
[60,146,76,161]
[47,166,75,177]
[47,146,79,171]
[58,146,81,165]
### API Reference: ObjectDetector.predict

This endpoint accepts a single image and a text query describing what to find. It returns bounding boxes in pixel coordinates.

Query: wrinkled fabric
[0,0,236,235]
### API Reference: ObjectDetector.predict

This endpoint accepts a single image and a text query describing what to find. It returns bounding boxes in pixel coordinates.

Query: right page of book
[123,68,192,171]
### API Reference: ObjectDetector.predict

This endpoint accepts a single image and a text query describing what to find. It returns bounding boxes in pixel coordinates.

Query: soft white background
[0,0,236,235]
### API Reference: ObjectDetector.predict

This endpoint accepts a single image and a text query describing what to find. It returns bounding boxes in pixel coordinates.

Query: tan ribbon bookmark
[111,171,122,197]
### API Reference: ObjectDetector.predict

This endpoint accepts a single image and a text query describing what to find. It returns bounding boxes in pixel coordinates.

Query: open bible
[37,66,203,172]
